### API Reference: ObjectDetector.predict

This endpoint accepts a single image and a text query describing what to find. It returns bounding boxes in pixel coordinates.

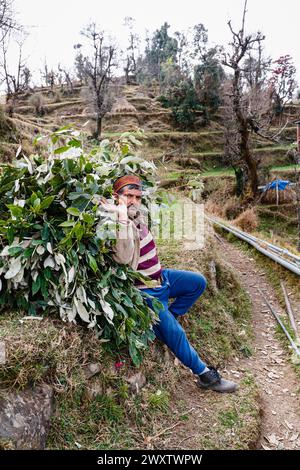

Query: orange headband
[113,175,142,193]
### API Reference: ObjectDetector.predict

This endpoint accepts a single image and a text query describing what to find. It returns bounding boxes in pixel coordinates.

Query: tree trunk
[296,176,300,252]
[240,125,258,196]
[93,115,102,140]
[232,69,258,197]
[234,167,246,196]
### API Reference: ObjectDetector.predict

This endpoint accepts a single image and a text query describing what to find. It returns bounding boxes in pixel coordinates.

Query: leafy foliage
[269,55,297,115]
[140,22,178,82]
[158,78,202,130]
[0,127,161,365]
[194,47,225,121]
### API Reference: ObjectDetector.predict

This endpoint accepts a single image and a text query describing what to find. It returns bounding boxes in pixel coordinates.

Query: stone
[0,384,54,449]
[82,363,101,379]
[126,372,147,394]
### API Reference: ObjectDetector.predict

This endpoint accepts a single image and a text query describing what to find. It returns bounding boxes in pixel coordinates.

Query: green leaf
[41,224,50,241]
[68,138,81,148]
[32,239,44,246]
[54,146,70,155]
[7,227,15,244]
[82,213,94,224]
[28,303,37,316]
[40,276,48,298]
[40,196,55,210]
[43,267,52,280]
[33,198,41,208]
[23,247,34,258]
[8,246,23,257]
[0,128,157,368]
[68,192,88,201]
[150,297,164,315]
[59,220,76,227]
[88,253,98,273]
[67,207,81,217]
[51,135,59,144]
[121,144,129,156]
[123,295,134,308]
[74,223,84,240]
[32,277,41,296]
[129,341,143,366]
[6,204,23,218]
[84,163,93,173]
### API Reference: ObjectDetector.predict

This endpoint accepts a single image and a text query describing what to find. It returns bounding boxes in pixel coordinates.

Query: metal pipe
[258,288,300,358]
[208,215,300,263]
[206,215,300,276]
[280,281,300,342]
[207,215,300,266]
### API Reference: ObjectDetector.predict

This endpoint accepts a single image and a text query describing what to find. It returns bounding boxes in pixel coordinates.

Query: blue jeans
[141,269,207,374]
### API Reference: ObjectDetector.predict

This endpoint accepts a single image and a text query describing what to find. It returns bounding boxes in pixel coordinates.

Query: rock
[126,372,147,394]
[0,384,54,449]
[82,363,101,380]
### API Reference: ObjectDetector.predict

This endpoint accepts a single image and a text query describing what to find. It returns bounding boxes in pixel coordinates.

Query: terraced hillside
[1,83,299,177]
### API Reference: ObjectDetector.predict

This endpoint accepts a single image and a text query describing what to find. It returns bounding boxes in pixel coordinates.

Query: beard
[127,204,141,220]
[127,204,149,228]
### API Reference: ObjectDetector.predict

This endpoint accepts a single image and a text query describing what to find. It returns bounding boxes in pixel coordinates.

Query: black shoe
[197,366,238,393]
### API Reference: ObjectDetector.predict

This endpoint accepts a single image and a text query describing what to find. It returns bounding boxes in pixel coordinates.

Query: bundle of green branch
[0,127,161,365]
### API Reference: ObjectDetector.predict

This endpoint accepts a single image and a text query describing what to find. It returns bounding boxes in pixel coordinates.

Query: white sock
[199,366,210,375]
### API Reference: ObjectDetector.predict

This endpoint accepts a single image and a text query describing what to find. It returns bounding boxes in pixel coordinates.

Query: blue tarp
[262,180,291,192]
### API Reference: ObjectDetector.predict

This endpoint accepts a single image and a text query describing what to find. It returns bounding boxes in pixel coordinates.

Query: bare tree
[269,55,297,119]
[0,0,17,44]
[76,23,117,140]
[58,63,74,94]
[222,0,269,198]
[123,17,139,85]
[0,30,31,97]
[41,62,56,89]
[296,170,300,252]
[0,1,22,96]
[221,80,247,195]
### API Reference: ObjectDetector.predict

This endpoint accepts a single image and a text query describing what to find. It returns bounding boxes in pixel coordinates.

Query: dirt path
[219,236,300,450]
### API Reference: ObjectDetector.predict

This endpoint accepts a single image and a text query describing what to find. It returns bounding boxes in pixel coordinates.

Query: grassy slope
[1,83,279,449]
[0,224,261,450]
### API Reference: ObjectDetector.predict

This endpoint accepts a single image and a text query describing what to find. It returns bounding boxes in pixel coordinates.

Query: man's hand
[100,197,128,223]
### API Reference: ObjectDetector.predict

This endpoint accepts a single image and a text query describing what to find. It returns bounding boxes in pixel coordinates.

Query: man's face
[117,188,142,208]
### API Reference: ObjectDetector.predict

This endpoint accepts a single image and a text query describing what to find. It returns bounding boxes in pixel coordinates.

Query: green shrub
[0,128,162,365]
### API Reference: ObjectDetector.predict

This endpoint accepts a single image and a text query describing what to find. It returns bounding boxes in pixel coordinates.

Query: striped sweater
[135,223,162,288]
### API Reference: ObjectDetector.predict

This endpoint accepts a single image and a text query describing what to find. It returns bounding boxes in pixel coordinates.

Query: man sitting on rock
[101,175,237,393]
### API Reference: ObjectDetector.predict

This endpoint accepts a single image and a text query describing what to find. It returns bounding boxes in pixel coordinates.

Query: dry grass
[28,93,46,116]
[111,97,137,114]
[0,313,103,392]
[260,186,296,204]
[223,197,244,220]
[202,177,236,205]
[205,200,224,217]
[233,208,259,232]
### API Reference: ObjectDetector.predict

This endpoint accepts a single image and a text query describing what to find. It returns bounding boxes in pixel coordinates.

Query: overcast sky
[9,0,300,85]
